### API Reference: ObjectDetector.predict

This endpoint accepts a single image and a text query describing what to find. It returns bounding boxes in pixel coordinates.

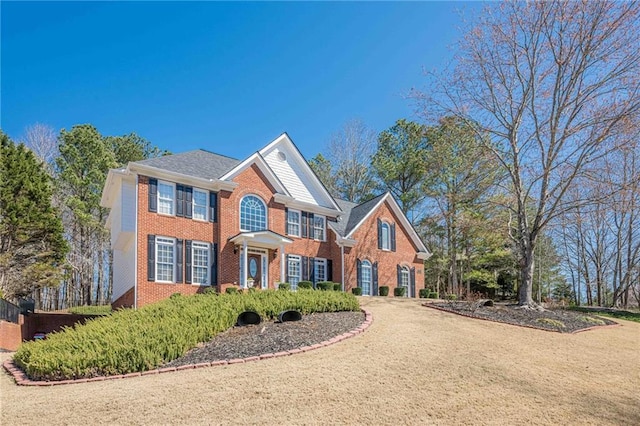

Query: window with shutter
[147,235,156,281]
[148,179,158,212]
[209,192,217,222]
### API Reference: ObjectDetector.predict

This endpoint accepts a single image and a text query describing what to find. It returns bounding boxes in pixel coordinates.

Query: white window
[158,181,175,215]
[193,189,208,221]
[400,266,410,297]
[381,222,390,250]
[313,215,325,241]
[240,195,267,231]
[361,260,372,296]
[156,237,175,282]
[287,209,300,237]
[288,255,301,290]
[192,242,209,285]
[314,258,327,283]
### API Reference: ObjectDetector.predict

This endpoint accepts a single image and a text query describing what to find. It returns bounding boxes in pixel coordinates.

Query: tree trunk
[518,247,535,307]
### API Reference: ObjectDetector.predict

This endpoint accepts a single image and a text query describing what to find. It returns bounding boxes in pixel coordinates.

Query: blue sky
[1,1,479,160]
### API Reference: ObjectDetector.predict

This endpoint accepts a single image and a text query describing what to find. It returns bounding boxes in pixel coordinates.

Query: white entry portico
[228,230,293,288]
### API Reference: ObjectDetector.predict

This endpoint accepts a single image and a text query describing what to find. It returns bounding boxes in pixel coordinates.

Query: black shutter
[176,239,183,283]
[309,257,316,286]
[397,264,402,288]
[410,267,416,298]
[147,235,156,281]
[211,243,218,285]
[327,259,333,282]
[391,223,397,252]
[209,192,217,222]
[176,185,184,217]
[185,240,192,284]
[356,259,362,288]
[148,179,157,213]
[185,187,193,219]
[308,213,314,239]
[301,212,308,238]
[373,262,379,296]
[302,256,309,281]
[285,208,289,235]
[377,218,382,249]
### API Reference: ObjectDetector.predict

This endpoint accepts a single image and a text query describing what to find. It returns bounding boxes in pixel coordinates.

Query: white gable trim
[219,152,291,196]
[345,192,431,258]
[259,133,342,212]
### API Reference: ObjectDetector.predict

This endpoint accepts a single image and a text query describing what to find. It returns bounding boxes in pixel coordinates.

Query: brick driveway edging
[2,309,372,387]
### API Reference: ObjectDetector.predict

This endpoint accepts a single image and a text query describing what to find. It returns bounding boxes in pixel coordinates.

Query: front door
[247,254,262,288]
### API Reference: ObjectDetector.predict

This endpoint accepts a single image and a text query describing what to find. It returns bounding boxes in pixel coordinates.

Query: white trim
[192,188,209,222]
[381,221,391,251]
[239,194,268,232]
[361,259,372,296]
[286,208,301,237]
[313,214,326,242]
[127,163,237,192]
[314,258,327,282]
[134,173,139,309]
[345,192,431,258]
[155,236,176,283]
[273,194,341,217]
[191,241,210,286]
[287,255,302,290]
[219,152,290,196]
[259,133,342,211]
[157,180,176,216]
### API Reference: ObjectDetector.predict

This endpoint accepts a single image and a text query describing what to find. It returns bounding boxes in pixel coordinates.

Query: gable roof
[134,150,241,180]
[330,192,430,258]
[219,151,291,196]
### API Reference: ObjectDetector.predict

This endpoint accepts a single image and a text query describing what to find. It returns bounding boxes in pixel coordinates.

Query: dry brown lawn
[1,297,639,425]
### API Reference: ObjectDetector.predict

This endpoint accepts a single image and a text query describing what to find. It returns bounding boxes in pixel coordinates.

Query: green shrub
[298,281,313,290]
[447,294,457,300]
[248,287,257,293]
[13,290,360,381]
[317,281,333,291]
[202,287,217,295]
[333,283,341,291]
[379,286,389,296]
[352,287,362,296]
[394,287,406,297]
[68,305,112,316]
[418,289,429,299]
[278,283,290,291]
[428,292,438,299]
[225,287,238,294]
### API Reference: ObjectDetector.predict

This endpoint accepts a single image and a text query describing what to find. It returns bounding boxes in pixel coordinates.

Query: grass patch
[536,318,565,328]
[14,290,359,381]
[577,315,606,325]
[568,306,640,323]
[67,305,112,316]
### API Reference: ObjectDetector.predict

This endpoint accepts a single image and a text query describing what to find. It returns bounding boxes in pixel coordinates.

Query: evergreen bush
[317,281,333,291]
[333,283,341,291]
[298,281,313,290]
[394,287,406,297]
[419,289,429,298]
[278,283,290,291]
[352,287,362,296]
[379,286,389,296]
[13,290,360,381]
[225,287,238,294]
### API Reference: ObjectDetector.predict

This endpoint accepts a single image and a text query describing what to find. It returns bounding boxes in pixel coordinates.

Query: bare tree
[325,119,378,203]
[415,1,640,307]
[21,123,58,166]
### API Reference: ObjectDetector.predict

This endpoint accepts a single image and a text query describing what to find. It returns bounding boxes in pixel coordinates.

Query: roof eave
[129,163,237,192]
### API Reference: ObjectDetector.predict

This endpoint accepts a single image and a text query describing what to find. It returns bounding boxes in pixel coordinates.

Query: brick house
[101,133,431,308]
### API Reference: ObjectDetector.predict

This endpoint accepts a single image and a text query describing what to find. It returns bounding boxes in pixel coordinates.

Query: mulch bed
[424,301,618,333]
[163,311,365,367]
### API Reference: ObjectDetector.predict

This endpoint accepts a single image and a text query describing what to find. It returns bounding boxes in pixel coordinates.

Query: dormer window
[240,195,267,231]
[377,219,396,251]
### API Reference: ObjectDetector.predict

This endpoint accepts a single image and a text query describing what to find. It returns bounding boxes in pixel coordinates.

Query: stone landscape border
[423,303,621,334]
[2,309,373,387]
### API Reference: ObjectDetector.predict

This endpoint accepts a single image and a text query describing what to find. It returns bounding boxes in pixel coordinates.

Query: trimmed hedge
[298,281,313,290]
[419,289,429,298]
[278,283,290,291]
[13,290,360,381]
[379,286,389,297]
[352,287,362,296]
[317,281,333,291]
[68,305,112,316]
[333,283,341,291]
[394,287,406,297]
[225,287,238,294]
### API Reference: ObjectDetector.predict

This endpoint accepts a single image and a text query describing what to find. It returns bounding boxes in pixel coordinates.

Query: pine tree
[0,132,67,300]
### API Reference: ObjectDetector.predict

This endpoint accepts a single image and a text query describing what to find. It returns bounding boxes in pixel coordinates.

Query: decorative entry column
[280,244,286,284]
[241,240,248,288]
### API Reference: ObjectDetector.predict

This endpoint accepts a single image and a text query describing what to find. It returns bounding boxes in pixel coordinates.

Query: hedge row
[14,290,360,381]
